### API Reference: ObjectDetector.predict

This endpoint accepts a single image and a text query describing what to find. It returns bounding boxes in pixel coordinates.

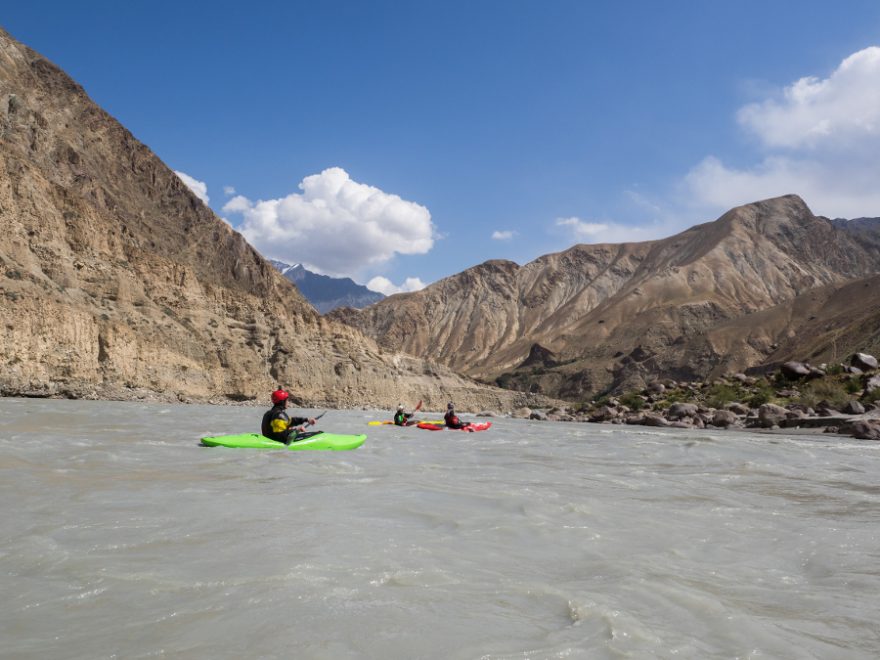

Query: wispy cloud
[553,214,669,244]
[222,167,435,278]
[174,171,209,204]
[223,185,236,196]
[491,230,516,240]
[555,217,607,237]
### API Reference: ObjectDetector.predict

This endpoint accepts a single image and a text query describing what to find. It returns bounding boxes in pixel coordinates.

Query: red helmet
[271,389,289,405]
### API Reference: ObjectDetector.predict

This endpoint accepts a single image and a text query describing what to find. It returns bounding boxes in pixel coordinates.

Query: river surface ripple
[1,398,879,659]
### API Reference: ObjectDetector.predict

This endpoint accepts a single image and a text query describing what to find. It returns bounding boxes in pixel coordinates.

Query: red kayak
[416,421,492,432]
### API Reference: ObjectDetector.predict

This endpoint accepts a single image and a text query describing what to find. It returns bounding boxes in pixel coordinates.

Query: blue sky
[5,1,880,292]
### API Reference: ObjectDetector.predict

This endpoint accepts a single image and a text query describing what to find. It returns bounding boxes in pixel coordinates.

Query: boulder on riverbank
[852,353,879,371]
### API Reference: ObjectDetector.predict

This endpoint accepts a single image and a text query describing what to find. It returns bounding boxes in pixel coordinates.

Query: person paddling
[393,401,422,426]
[261,387,316,444]
[443,402,471,430]
[394,401,422,426]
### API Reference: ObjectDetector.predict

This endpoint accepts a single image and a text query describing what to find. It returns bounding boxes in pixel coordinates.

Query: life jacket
[261,405,291,441]
[444,410,465,428]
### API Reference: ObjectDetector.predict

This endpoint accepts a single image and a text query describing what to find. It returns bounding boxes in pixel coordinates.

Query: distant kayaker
[261,388,316,444]
[393,404,413,426]
[443,402,470,430]
[393,400,422,426]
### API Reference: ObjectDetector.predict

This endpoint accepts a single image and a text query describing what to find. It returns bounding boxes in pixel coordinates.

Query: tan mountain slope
[704,273,880,371]
[0,27,549,411]
[332,196,880,398]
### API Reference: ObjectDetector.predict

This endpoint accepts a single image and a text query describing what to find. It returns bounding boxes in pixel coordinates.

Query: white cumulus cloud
[491,230,516,240]
[174,171,209,204]
[222,195,252,214]
[223,167,435,278]
[684,46,880,219]
[738,47,880,150]
[366,276,426,296]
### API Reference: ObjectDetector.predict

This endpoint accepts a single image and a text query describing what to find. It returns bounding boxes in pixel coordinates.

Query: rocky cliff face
[331,196,880,399]
[0,28,549,412]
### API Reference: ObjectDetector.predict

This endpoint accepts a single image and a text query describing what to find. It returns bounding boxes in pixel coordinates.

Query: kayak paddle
[307,411,327,427]
[291,411,327,442]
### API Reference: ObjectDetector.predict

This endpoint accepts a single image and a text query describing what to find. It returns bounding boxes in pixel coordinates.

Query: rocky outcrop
[758,404,789,428]
[521,353,880,442]
[0,28,555,412]
[712,410,739,428]
[519,343,558,369]
[842,419,880,440]
[332,195,880,400]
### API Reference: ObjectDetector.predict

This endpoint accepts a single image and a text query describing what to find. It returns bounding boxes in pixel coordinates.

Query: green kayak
[201,431,366,451]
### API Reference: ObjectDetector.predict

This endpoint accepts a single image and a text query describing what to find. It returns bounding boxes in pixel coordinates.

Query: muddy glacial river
[2,397,879,659]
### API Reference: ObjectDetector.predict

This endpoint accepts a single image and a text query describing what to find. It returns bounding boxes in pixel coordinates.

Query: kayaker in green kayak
[261,388,317,444]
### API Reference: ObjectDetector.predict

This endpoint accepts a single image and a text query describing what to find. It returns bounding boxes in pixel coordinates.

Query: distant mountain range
[330,196,880,399]
[269,261,384,314]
